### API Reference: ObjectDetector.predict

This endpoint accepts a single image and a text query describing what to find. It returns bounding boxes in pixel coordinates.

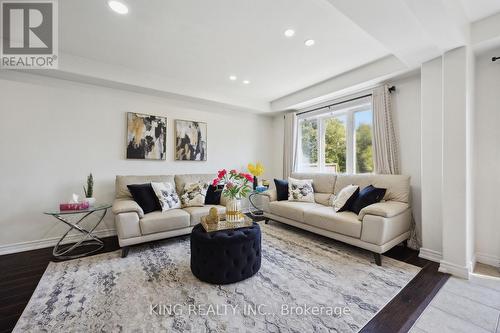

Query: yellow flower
[248,162,264,176]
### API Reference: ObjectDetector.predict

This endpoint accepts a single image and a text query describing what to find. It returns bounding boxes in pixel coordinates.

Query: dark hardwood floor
[0,220,448,333]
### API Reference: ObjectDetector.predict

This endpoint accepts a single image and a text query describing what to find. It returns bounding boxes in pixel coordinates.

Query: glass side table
[43,204,111,259]
[248,190,269,218]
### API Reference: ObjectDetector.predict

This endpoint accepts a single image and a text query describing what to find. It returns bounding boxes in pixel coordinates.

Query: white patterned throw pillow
[180,182,209,207]
[288,178,315,202]
[332,184,359,212]
[151,182,181,212]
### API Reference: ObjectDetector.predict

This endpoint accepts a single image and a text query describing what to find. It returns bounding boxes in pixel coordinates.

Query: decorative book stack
[59,202,90,211]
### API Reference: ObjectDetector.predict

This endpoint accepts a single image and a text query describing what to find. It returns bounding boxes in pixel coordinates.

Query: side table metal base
[51,208,108,260]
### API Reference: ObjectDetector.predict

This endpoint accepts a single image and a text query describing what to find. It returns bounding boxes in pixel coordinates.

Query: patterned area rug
[14,222,420,332]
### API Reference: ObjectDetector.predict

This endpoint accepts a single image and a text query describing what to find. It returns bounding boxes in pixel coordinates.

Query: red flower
[229,169,237,174]
[217,169,227,179]
[244,173,254,182]
[212,178,220,186]
[226,182,234,189]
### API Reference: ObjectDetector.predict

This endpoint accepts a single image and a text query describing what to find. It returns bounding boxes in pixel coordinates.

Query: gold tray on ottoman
[201,214,253,233]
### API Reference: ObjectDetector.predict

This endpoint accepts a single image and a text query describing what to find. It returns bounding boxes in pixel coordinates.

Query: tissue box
[59,202,90,211]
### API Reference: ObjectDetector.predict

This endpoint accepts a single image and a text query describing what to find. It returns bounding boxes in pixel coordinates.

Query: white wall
[441,47,470,274]
[390,74,422,243]
[473,47,500,267]
[420,58,444,261]
[0,72,275,251]
[271,114,285,179]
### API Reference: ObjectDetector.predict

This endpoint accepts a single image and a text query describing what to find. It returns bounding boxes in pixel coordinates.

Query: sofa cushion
[274,179,289,201]
[314,193,333,206]
[350,185,386,214]
[269,201,323,222]
[304,207,362,238]
[180,182,209,207]
[116,175,175,199]
[127,183,161,214]
[183,205,226,226]
[174,174,214,195]
[332,185,359,212]
[334,174,410,203]
[290,172,336,194]
[288,178,315,202]
[139,209,190,235]
[205,185,222,205]
[151,181,181,211]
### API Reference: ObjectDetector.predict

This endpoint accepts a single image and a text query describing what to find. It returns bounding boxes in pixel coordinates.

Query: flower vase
[226,198,243,222]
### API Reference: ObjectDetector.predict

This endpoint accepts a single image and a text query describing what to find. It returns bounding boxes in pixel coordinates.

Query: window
[297,97,373,174]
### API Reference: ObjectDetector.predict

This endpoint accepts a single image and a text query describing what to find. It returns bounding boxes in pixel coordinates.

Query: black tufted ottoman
[190,223,261,284]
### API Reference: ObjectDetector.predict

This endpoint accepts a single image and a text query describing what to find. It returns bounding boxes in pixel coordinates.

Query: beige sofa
[262,172,412,265]
[112,174,226,257]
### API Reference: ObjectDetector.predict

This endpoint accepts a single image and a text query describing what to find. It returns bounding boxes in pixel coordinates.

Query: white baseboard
[439,260,471,279]
[419,247,442,263]
[0,229,117,256]
[475,252,500,267]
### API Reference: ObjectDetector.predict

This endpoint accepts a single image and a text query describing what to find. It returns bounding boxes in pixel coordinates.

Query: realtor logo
[1,0,58,68]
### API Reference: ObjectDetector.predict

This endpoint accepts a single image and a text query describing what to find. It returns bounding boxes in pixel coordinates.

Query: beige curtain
[283,112,298,178]
[372,85,400,174]
[373,85,420,249]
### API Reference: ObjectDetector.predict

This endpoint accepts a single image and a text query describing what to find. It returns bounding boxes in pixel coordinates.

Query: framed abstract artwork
[126,112,167,160]
[175,119,207,161]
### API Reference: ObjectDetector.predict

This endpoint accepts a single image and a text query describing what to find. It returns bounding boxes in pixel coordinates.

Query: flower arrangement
[213,169,253,199]
[247,162,264,177]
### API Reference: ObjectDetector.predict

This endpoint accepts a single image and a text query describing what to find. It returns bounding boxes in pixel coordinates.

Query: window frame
[297,99,373,174]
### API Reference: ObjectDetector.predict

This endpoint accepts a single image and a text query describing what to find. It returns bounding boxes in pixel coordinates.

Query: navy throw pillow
[274,179,289,201]
[205,185,222,205]
[350,185,386,214]
[127,183,161,214]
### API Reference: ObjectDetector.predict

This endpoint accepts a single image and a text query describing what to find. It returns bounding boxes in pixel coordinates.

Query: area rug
[14,222,420,332]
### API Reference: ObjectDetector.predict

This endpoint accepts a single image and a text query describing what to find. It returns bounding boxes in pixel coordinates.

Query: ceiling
[460,0,500,21]
[59,0,389,109]
[50,0,500,112]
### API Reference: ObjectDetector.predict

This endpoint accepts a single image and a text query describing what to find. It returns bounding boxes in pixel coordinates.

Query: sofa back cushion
[174,174,228,205]
[334,174,410,203]
[116,175,175,199]
[290,172,336,194]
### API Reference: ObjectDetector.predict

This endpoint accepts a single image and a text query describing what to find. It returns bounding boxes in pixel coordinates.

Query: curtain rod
[296,85,395,116]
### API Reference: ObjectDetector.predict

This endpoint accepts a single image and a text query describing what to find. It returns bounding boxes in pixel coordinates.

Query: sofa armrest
[112,199,144,218]
[360,208,411,246]
[358,201,409,221]
[261,189,277,201]
[259,189,277,213]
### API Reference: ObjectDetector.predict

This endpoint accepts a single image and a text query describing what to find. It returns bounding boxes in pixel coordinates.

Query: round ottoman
[190,223,261,284]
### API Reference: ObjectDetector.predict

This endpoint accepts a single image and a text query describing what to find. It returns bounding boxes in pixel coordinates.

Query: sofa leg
[121,246,130,258]
[402,239,408,248]
[373,253,382,266]
[264,219,269,224]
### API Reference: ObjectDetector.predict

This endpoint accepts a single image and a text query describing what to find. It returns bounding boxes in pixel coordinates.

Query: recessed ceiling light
[284,29,295,37]
[108,1,128,14]
[242,80,250,85]
[304,39,315,47]
[229,75,237,81]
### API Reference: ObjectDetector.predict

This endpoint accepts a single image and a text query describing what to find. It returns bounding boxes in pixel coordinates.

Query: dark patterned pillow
[288,178,314,202]
[151,182,181,212]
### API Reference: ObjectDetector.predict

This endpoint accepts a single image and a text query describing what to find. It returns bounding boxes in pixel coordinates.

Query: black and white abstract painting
[175,120,207,161]
[126,112,167,160]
